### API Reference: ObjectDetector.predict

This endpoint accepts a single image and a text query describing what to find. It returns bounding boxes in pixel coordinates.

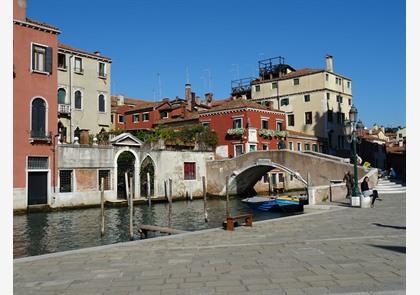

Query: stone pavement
[14,192,406,295]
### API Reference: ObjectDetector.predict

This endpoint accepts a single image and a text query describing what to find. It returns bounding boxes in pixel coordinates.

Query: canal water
[13,196,302,258]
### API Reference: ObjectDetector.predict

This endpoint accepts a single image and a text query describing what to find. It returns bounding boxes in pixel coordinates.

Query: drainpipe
[69,54,73,142]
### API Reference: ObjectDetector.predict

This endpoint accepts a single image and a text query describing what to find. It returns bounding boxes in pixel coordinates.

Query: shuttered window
[58,88,66,104]
[31,98,46,138]
[32,45,52,73]
[184,162,196,180]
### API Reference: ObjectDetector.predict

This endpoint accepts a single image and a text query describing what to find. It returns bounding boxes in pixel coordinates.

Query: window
[57,88,66,104]
[339,78,342,85]
[133,114,139,123]
[326,93,330,100]
[118,115,124,123]
[261,119,269,129]
[337,112,345,125]
[327,110,333,122]
[234,144,243,156]
[304,94,310,102]
[293,78,299,85]
[59,170,73,193]
[255,85,260,92]
[98,170,110,190]
[98,62,106,78]
[336,95,343,103]
[288,114,295,126]
[111,114,114,123]
[297,143,302,151]
[276,121,283,131]
[142,113,150,121]
[74,57,83,73]
[28,157,48,169]
[31,98,46,138]
[98,94,105,112]
[32,44,52,73]
[289,142,293,150]
[262,144,268,151]
[304,143,310,151]
[160,111,168,119]
[280,98,289,106]
[336,77,339,84]
[184,162,196,180]
[312,144,318,152]
[347,81,351,88]
[74,91,82,109]
[348,99,352,105]
[271,82,278,89]
[233,117,242,129]
[249,144,256,152]
[325,73,329,81]
[305,112,312,125]
[202,122,210,128]
[58,53,66,69]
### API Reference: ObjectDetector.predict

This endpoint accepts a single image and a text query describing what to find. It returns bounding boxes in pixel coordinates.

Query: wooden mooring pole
[202,176,208,222]
[129,176,134,240]
[147,172,151,207]
[100,177,105,236]
[225,175,230,218]
[169,178,173,204]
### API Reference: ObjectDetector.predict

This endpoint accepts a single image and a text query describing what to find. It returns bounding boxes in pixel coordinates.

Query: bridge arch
[226,159,307,196]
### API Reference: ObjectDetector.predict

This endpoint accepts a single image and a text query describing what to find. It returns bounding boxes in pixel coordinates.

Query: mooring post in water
[190,186,193,201]
[100,177,105,236]
[164,180,168,201]
[225,175,230,218]
[169,178,173,204]
[124,172,130,202]
[129,176,134,240]
[268,172,273,195]
[202,176,208,222]
[147,172,151,207]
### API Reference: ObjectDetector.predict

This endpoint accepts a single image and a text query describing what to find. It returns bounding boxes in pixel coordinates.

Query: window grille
[59,170,72,192]
[184,162,196,180]
[28,157,48,170]
[98,170,111,190]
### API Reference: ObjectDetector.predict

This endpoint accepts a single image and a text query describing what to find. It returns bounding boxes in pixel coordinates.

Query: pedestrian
[343,171,354,198]
[361,176,379,208]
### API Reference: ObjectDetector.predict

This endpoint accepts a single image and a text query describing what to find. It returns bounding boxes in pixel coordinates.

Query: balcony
[58,104,71,115]
[30,130,52,143]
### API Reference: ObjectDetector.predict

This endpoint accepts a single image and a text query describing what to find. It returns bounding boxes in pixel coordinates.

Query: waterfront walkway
[14,192,406,295]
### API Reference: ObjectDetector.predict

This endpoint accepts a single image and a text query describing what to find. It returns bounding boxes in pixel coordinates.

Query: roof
[25,17,60,32]
[112,105,137,114]
[111,96,146,107]
[201,98,280,113]
[154,111,199,126]
[127,101,166,113]
[252,68,324,85]
[58,43,112,61]
[287,130,320,139]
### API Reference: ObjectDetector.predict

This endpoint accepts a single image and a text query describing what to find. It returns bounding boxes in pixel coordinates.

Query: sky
[27,0,406,128]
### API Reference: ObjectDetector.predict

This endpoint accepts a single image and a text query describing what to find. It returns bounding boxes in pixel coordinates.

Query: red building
[13,0,60,208]
[199,99,287,158]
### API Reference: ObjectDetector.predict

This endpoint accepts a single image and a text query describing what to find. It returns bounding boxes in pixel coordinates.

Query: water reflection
[14,196,302,258]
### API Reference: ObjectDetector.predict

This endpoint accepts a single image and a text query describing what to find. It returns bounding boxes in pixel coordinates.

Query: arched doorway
[140,156,155,197]
[117,151,136,199]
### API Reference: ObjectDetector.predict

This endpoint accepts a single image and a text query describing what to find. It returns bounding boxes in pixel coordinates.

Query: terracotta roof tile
[202,98,279,113]
[252,68,325,85]
[58,43,112,61]
[25,17,60,32]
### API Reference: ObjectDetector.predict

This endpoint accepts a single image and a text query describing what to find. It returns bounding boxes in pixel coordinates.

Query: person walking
[361,176,379,208]
[343,171,354,198]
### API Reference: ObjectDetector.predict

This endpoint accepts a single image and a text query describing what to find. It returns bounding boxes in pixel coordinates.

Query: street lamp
[343,105,364,207]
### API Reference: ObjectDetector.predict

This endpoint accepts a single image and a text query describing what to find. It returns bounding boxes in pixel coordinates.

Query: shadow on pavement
[369,244,406,254]
[372,223,406,230]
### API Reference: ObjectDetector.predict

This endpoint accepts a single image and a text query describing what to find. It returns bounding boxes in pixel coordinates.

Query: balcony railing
[58,103,71,114]
[30,130,52,143]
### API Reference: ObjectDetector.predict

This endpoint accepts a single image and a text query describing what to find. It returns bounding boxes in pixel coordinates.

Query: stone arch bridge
[206,150,367,196]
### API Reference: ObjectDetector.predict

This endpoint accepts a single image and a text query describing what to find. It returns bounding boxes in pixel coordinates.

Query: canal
[14,196,303,258]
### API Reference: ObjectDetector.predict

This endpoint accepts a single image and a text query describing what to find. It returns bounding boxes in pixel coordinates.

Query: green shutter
[45,47,52,73]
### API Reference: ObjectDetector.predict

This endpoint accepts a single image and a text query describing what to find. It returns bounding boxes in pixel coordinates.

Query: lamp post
[344,105,364,207]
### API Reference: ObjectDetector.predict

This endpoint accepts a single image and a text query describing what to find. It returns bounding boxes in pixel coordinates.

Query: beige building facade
[251,56,352,154]
[57,43,112,143]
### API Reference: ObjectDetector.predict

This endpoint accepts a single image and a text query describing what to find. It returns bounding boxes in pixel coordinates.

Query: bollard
[202,176,208,222]
[100,177,105,236]
[124,172,130,202]
[268,173,273,195]
[164,180,168,201]
[147,172,151,207]
[129,177,134,240]
[168,178,173,204]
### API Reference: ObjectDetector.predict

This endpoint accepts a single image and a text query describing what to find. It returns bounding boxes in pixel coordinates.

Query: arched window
[74,90,82,109]
[98,94,105,112]
[57,88,66,104]
[31,98,46,138]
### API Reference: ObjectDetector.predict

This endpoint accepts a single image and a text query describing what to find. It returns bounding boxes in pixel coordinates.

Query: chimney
[185,83,191,101]
[14,0,27,21]
[204,92,213,106]
[326,55,333,72]
[267,101,273,110]
[94,51,101,56]
[190,92,196,110]
[117,94,124,106]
